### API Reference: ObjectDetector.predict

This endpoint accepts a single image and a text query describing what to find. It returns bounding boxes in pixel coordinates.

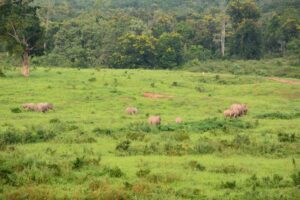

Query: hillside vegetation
[0,68,299,199]
[1,0,299,73]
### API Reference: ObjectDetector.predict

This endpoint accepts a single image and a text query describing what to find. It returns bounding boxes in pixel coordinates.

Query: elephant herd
[21,103,248,125]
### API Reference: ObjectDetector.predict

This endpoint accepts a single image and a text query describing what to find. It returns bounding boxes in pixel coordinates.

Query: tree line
[0,0,299,76]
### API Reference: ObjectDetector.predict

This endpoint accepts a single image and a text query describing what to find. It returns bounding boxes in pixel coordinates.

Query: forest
[0,0,299,70]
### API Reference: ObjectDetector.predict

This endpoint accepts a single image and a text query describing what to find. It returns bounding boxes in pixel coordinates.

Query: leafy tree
[0,0,44,76]
[155,32,183,69]
[227,0,260,28]
[228,0,262,59]
[231,19,262,59]
[109,33,156,68]
[151,10,175,37]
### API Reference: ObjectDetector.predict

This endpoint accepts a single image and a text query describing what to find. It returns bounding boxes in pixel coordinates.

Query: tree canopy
[1,0,299,69]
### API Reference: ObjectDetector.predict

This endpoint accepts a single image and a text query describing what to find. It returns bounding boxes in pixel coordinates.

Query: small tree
[0,0,44,77]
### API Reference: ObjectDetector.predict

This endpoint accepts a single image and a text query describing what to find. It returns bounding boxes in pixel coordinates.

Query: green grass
[0,67,300,200]
[183,57,300,78]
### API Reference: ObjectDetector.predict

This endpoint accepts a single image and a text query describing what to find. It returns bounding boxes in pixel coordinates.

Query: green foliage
[220,180,236,189]
[72,157,85,170]
[230,19,262,59]
[278,133,296,143]
[291,171,300,186]
[188,161,206,171]
[256,112,300,120]
[10,107,22,113]
[0,0,44,56]
[136,168,151,177]
[227,0,260,27]
[116,140,131,151]
[1,0,295,69]
[103,166,125,178]
[156,32,184,68]
[109,33,156,68]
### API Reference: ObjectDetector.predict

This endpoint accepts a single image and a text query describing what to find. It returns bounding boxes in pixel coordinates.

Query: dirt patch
[143,92,173,99]
[267,77,300,85]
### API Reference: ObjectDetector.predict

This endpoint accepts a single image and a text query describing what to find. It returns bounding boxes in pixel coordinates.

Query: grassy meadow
[0,67,300,200]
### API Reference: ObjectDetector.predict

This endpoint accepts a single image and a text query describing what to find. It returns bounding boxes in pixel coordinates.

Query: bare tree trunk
[220,0,226,57]
[221,18,226,57]
[279,40,286,56]
[22,51,30,77]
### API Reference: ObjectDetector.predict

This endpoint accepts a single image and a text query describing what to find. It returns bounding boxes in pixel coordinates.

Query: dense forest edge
[0,0,299,76]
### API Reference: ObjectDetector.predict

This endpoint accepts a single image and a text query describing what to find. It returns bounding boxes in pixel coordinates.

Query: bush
[0,68,6,77]
[221,181,236,189]
[136,168,151,178]
[10,107,22,113]
[49,118,61,123]
[256,112,300,120]
[278,132,296,143]
[291,171,300,186]
[103,166,125,178]
[193,140,216,154]
[72,157,85,170]
[164,142,186,156]
[188,161,206,171]
[126,132,146,141]
[232,134,251,148]
[88,77,97,82]
[125,122,153,133]
[116,140,131,151]
[92,128,113,136]
[211,165,243,174]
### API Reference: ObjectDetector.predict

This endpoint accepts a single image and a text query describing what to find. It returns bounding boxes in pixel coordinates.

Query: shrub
[47,164,62,177]
[103,166,124,178]
[0,68,6,77]
[136,168,151,178]
[49,118,61,123]
[176,187,202,200]
[278,132,296,143]
[159,118,256,133]
[221,181,236,189]
[88,77,97,82]
[195,86,205,93]
[92,128,113,136]
[261,174,288,188]
[171,81,179,87]
[116,140,131,152]
[232,134,251,148]
[188,161,206,171]
[0,166,16,185]
[147,174,164,184]
[291,171,300,186]
[211,165,243,174]
[0,127,23,147]
[193,141,216,154]
[10,107,22,113]
[72,157,85,170]
[126,122,153,133]
[126,132,146,141]
[256,112,300,120]
[164,142,186,156]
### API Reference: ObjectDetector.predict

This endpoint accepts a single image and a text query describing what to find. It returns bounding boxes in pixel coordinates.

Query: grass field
[0,67,300,200]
